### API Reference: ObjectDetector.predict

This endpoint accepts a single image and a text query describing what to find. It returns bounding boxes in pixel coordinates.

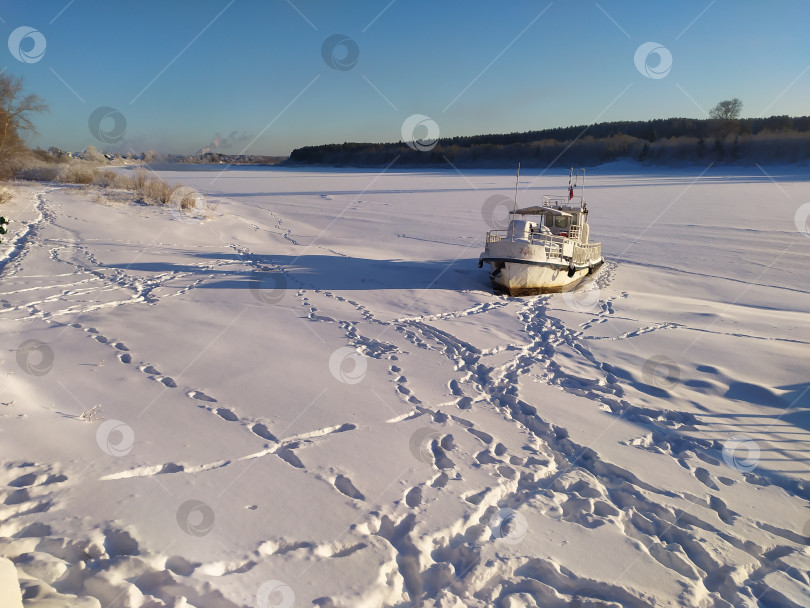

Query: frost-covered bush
[94,169,124,189]
[58,162,96,184]
[0,184,14,205]
[93,168,184,206]
[15,163,62,181]
[131,168,149,191]
[140,177,179,205]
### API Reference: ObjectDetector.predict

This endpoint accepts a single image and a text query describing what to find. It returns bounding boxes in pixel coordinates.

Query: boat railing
[485,231,567,247]
[486,230,601,264]
[486,230,565,256]
[572,242,601,265]
[542,195,582,206]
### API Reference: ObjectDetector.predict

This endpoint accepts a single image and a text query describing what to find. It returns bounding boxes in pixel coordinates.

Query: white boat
[479,168,603,295]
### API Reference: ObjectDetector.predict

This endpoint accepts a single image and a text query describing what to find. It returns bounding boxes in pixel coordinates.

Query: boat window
[553,216,570,228]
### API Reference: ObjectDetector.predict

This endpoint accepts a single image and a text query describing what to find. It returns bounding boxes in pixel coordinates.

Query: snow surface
[1,164,810,607]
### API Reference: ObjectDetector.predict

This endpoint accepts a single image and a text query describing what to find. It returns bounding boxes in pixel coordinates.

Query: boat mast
[581,168,586,213]
[568,167,573,204]
[513,162,520,214]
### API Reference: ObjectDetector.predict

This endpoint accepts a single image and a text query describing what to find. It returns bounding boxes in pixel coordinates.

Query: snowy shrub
[7,153,65,181]
[58,162,96,184]
[0,184,14,204]
[79,404,104,422]
[15,163,62,181]
[131,168,149,191]
[179,191,197,209]
[141,177,181,205]
[94,169,124,189]
[90,167,185,207]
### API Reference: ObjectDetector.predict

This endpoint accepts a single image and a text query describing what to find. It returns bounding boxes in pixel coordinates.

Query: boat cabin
[503,202,588,243]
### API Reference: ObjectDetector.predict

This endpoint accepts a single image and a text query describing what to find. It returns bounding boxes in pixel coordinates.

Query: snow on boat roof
[512,205,573,217]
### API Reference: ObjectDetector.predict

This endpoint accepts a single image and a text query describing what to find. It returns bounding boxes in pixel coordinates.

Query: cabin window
[544,216,567,228]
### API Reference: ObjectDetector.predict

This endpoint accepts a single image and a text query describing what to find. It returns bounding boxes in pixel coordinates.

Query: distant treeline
[288,116,810,167]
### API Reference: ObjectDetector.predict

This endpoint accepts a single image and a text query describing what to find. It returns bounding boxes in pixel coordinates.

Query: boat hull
[483,258,602,295]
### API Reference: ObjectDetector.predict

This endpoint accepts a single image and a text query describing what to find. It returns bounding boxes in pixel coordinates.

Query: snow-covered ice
[1,164,809,607]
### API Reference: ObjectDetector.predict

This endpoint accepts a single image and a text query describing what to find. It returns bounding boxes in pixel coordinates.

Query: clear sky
[1,0,808,156]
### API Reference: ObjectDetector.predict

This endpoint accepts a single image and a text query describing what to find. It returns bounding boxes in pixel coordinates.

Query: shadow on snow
[106,253,491,293]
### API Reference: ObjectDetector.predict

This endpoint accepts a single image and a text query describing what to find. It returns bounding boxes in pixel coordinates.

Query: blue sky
[1,0,808,156]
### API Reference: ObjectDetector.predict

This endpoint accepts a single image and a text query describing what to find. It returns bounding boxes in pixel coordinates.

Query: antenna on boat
[568,167,576,205]
[580,167,586,213]
[513,162,520,214]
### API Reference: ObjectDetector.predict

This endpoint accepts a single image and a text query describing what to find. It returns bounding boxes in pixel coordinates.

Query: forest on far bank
[288,115,810,168]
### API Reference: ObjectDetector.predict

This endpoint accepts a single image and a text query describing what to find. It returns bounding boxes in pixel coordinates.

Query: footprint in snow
[250,423,278,442]
[467,427,493,444]
[188,390,217,402]
[5,488,33,505]
[497,465,517,480]
[456,396,472,410]
[334,475,364,501]
[9,472,39,487]
[215,407,238,422]
[694,467,719,491]
[405,486,422,508]
[431,473,449,489]
[475,450,500,465]
[277,449,305,469]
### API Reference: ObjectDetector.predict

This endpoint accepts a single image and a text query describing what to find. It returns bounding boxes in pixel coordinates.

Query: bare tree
[709,98,743,120]
[0,74,49,165]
